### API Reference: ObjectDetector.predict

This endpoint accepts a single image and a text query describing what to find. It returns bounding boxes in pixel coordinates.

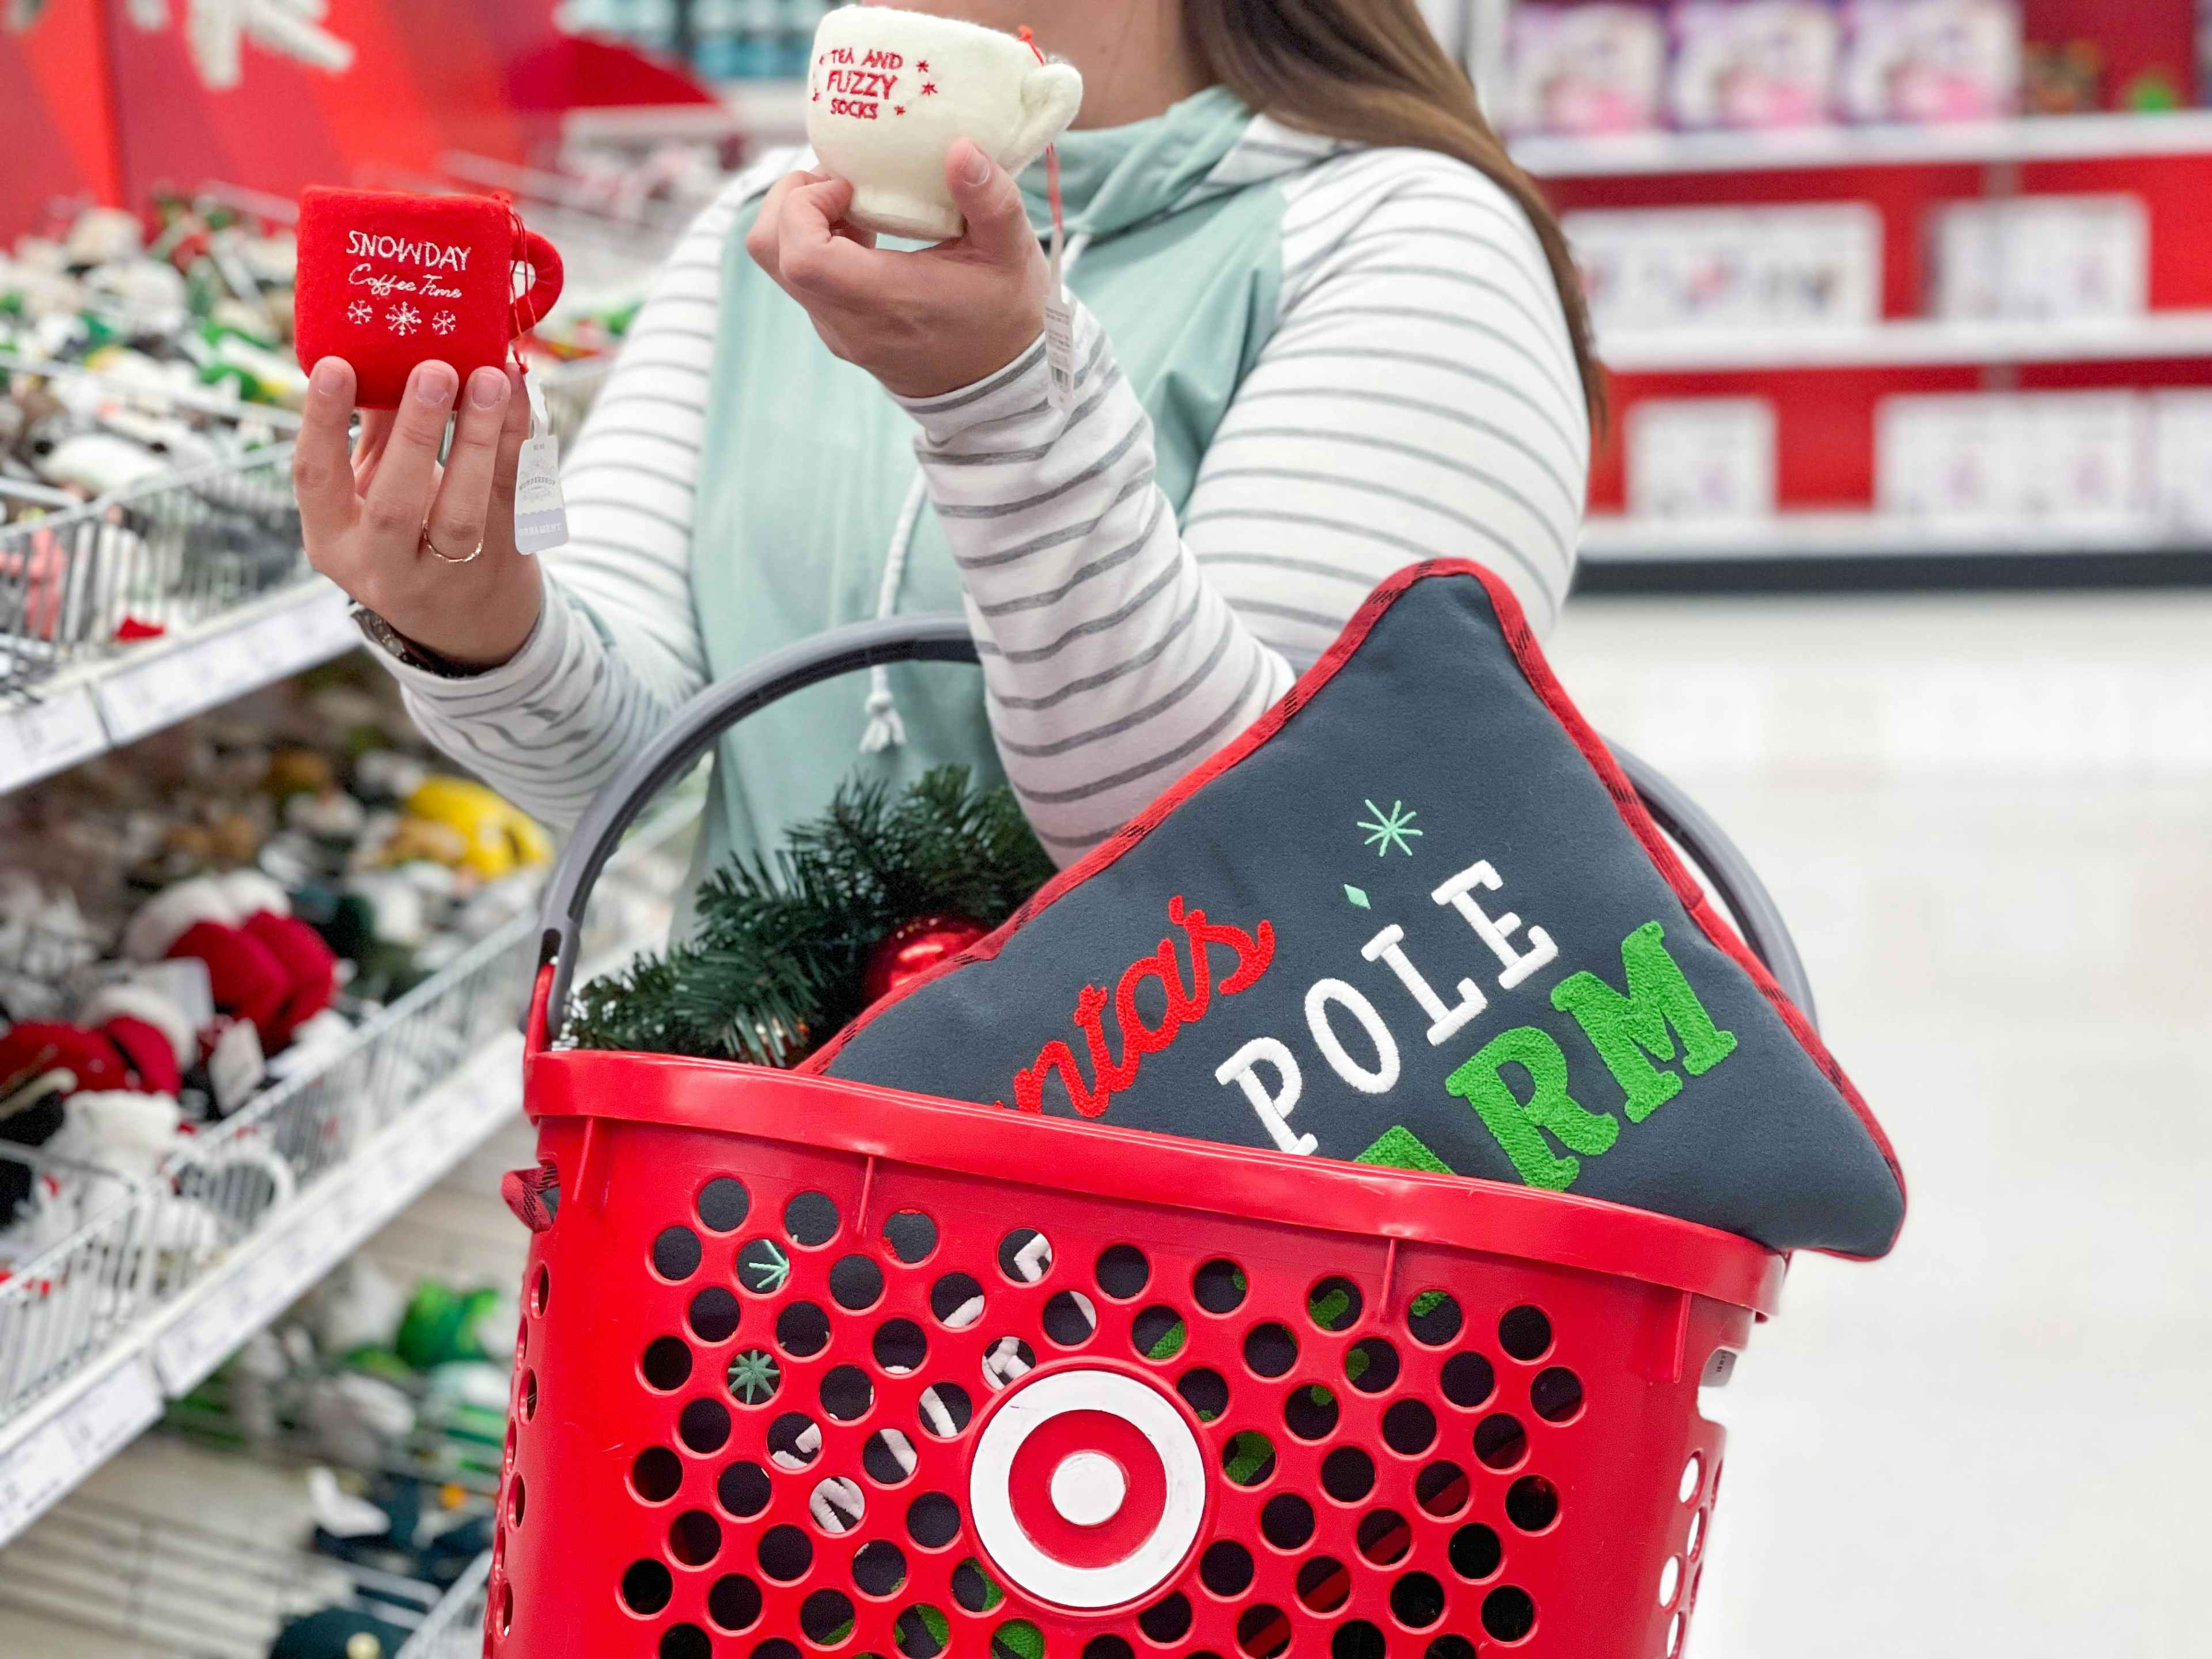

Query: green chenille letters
[1445,1027,1619,1191]
[1550,921,1740,1123]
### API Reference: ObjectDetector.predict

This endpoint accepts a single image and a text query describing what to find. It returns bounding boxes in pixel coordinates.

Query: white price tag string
[1021,27,1077,414]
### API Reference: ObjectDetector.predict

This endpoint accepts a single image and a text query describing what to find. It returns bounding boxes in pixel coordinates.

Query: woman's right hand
[294,356,544,671]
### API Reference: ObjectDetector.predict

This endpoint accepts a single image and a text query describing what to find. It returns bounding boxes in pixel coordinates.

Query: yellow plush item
[402,778,552,878]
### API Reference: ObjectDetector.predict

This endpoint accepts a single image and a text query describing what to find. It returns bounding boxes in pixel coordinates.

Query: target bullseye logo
[968,1368,1209,1609]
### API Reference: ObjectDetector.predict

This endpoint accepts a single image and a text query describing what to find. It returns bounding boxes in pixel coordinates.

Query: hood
[1020,84,1344,241]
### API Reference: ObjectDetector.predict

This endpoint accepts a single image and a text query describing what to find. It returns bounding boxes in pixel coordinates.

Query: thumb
[945,139,1032,262]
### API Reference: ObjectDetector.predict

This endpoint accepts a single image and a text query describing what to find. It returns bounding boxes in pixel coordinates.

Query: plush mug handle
[1007,62,1086,169]
[511,229,565,336]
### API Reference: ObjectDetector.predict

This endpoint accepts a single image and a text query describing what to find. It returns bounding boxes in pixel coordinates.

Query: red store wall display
[2,0,563,236]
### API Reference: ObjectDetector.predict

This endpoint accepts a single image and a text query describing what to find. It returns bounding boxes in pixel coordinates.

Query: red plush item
[240,911,339,1044]
[293,188,563,410]
[168,920,290,1050]
[0,1023,129,1097]
[99,1017,184,1097]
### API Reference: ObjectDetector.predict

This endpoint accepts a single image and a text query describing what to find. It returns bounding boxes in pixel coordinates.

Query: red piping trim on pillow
[800,560,1904,1249]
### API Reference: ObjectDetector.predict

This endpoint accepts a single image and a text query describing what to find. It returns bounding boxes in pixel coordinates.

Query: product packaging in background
[1627,397,1781,521]
[1838,0,2021,122]
[1669,0,1842,128]
[1501,2,1669,134]
[1926,194,2149,321]
[2150,391,2212,532]
[1877,391,2152,528]
[1567,202,1883,335]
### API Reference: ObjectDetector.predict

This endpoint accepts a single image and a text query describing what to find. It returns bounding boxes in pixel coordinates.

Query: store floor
[6,588,2206,1658]
[1547,588,2212,1659]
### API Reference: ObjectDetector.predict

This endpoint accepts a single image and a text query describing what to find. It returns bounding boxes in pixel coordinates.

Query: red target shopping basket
[494,619,1802,1659]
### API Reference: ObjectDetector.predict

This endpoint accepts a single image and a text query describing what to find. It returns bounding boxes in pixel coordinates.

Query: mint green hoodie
[688,86,1308,869]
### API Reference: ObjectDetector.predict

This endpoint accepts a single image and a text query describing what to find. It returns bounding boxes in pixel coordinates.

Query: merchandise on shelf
[1669,1,1843,129]
[1838,0,2021,123]
[1876,389,2154,526]
[1502,2,1671,134]
[2150,391,2212,531]
[1926,193,2150,321]
[1566,202,1884,334]
[1,198,304,411]
[0,665,555,1291]
[1627,396,1781,520]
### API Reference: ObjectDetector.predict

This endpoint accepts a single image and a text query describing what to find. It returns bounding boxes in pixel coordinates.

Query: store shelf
[722,77,809,139]
[0,1026,524,1549]
[0,578,355,798]
[0,786,694,1551]
[1515,109,2212,177]
[1581,513,2212,562]
[1600,310,2212,374]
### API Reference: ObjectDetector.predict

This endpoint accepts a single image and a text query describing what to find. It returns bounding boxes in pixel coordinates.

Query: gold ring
[419,529,483,566]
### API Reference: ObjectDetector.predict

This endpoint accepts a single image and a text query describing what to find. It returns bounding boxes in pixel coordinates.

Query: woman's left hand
[745,139,1050,402]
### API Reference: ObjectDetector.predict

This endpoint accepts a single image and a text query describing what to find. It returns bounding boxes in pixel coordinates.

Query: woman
[293,0,1600,874]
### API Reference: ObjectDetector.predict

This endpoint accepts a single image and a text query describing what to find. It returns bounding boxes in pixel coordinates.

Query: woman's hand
[293,357,544,671]
[745,139,1049,401]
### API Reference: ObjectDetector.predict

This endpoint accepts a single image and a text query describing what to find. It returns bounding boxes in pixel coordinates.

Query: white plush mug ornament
[805,6,1084,241]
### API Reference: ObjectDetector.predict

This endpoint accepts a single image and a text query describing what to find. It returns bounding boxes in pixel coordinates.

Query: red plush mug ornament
[293,188,564,410]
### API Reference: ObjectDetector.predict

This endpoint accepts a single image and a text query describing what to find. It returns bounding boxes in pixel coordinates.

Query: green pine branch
[564,766,1054,1064]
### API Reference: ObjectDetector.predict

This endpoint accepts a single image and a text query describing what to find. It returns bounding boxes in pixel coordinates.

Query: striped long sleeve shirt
[385,135,1589,859]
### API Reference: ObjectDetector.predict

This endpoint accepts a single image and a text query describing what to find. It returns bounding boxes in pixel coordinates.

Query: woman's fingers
[362,361,459,547]
[294,358,362,553]
[351,408,395,492]
[745,169,829,283]
[423,366,511,559]
[775,178,882,304]
[482,363,532,555]
[939,141,1030,265]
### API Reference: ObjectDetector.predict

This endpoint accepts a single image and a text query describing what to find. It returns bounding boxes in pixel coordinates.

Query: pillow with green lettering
[806,560,1906,1257]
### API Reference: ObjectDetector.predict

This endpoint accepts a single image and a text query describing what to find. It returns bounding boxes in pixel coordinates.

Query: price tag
[0,1357,160,1546]
[207,1020,266,1118]
[513,435,569,556]
[0,1427,74,1540]
[0,685,107,794]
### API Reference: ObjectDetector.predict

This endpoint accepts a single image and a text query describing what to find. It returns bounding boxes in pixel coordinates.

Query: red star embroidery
[894,105,907,116]
[921,82,938,96]
[917,59,930,72]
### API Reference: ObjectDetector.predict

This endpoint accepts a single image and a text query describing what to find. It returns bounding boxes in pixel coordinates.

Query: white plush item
[79,982,198,1067]
[48,1090,185,1183]
[217,868,292,921]
[308,1466,393,1539]
[308,1255,408,1358]
[806,5,1083,241]
[122,876,238,962]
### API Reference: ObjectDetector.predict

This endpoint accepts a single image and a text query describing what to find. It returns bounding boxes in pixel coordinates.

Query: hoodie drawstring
[859,230,1095,755]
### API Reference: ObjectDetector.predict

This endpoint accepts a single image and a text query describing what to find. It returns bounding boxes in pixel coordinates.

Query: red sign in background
[2,0,562,235]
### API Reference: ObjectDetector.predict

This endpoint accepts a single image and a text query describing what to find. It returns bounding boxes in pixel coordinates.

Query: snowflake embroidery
[387,302,421,336]
[431,311,456,336]
[921,82,938,96]
[1358,798,1423,858]
[346,300,373,325]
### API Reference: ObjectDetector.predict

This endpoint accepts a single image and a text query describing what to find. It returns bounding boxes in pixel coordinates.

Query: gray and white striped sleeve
[385,154,800,828]
[898,149,1589,861]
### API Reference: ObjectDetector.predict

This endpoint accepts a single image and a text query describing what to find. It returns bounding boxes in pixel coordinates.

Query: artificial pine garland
[564,767,1054,1065]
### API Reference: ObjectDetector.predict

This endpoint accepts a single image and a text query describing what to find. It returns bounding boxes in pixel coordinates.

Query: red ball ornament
[862,914,988,1005]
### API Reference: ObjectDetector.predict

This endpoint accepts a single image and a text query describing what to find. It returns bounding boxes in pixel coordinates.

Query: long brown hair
[1184,0,1607,432]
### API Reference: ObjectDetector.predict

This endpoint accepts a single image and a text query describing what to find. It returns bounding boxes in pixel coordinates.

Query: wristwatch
[350,604,479,680]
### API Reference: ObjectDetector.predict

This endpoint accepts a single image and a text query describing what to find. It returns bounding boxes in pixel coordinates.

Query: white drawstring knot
[859,669,906,753]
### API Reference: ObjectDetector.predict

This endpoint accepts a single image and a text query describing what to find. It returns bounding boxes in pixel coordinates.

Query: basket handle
[534,613,1817,1042]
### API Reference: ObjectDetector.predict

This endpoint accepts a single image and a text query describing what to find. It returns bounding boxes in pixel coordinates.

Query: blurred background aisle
[1551,590,2212,1658]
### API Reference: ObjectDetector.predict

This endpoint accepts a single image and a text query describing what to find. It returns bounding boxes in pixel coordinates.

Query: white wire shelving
[1599,310,2212,374]
[1515,109,2212,177]
[1580,512,2212,563]
[0,805,695,1552]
